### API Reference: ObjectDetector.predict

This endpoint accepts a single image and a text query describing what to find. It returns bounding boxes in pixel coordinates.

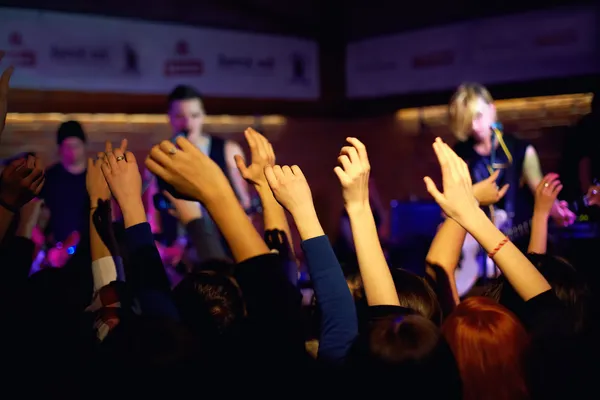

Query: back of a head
[449,82,493,141]
[391,268,442,325]
[442,297,529,400]
[487,253,591,334]
[348,314,461,397]
[173,267,245,341]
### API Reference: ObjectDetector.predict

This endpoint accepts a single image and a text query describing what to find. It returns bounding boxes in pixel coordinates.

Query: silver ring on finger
[168,147,177,155]
[116,155,125,162]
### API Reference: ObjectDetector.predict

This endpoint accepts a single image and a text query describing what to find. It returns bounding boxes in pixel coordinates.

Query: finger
[264,165,278,188]
[432,140,450,180]
[423,176,445,204]
[290,165,304,179]
[113,148,125,165]
[340,146,360,165]
[559,200,569,208]
[105,140,113,154]
[175,136,201,154]
[338,155,352,172]
[334,166,347,183]
[159,140,178,156]
[87,158,93,170]
[124,151,137,165]
[145,157,171,181]
[106,147,119,171]
[100,161,111,179]
[119,139,128,153]
[244,128,258,154]
[282,165,293,176]
[267,143,276,164]
[3,158,22,175]
[272,165,285,181]
[167,209,178,218]
[254,130,269,161]
[149,144,173,167]
[497,184,510,199]
[440,142,462,182]
[32,174,45,194]
[486,169,500,182]
[234,154,248,177]
[26,154,36,170]
[346,137,370,167]
[552,184,563,197]
[163,190,176,203]
[548,179,561,193]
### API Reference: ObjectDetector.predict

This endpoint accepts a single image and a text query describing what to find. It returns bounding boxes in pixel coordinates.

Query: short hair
[442,297,529,400]
[167,85,204,111]
[391,268,442,325]
[449,83,494,141]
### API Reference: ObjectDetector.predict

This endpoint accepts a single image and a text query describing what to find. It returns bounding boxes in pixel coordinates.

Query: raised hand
[100,142,141,208]
[235,127,275,188]
[89,139,128,204]
[550,200,576,228]
[423,137,479,223]
[334,137,370,209]
[534,173,562,217]
[0,155,45,211]
[473,170,510,206]
[145,136,230,204]
[264,165,314,218]
[0,51,14,139]
[163,190,202,224]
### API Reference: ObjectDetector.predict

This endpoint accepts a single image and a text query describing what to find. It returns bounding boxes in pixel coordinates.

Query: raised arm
[145,136,269,262]
[424,138,551,301]
[265,163,357,363]
[225,140,252,211]
[334,138,399,306]
[234,128,295,258]
[528,173,563,254]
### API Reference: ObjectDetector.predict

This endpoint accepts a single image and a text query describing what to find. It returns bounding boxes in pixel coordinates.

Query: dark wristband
[0,197,18,213]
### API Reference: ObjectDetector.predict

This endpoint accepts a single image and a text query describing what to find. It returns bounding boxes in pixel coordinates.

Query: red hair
[442,297,529,400]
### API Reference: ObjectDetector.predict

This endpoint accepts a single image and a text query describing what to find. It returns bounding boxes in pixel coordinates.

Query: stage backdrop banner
[346,7,598,98]
[0,8,319,99]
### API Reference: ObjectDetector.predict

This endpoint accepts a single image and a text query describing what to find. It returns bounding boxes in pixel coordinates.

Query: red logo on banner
[5,31,36,67]
[164,40,203,76]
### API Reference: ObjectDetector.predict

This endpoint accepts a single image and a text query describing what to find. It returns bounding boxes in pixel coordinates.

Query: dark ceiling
[0,0,596,40]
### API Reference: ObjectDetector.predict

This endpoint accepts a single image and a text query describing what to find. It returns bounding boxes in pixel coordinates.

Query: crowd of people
[0,51,597,397]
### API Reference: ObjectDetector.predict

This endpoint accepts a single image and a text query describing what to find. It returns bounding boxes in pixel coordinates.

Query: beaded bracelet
[488,236,509,258]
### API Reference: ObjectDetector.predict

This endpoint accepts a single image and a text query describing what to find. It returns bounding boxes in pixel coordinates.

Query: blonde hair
[449,83,494,141]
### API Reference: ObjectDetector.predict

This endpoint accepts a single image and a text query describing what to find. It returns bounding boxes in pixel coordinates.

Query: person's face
[470,97,496,142]
[168,98,205,137]
[59,137,86,166]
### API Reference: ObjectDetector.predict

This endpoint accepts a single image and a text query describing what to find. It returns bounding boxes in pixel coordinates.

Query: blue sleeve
[301,235,357,363]
[124,222,179,320]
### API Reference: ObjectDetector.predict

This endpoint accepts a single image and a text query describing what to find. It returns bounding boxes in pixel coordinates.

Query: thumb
[234,154,248,177]
[162,190,175,203]
[167,208,178,218]
[497,183,510,199]
[423,177,444,204]
[486,169,500,182]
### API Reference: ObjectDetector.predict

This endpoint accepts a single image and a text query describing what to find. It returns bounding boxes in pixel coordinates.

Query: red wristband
[488,237,509,258]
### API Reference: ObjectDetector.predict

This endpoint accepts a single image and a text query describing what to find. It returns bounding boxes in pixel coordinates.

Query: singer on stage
[449,83,575,250]
[145,85,251,266]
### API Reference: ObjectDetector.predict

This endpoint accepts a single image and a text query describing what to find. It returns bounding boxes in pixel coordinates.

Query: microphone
[169,129,188,144]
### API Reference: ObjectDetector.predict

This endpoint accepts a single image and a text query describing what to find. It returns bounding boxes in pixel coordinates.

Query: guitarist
[449,83,576,252]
